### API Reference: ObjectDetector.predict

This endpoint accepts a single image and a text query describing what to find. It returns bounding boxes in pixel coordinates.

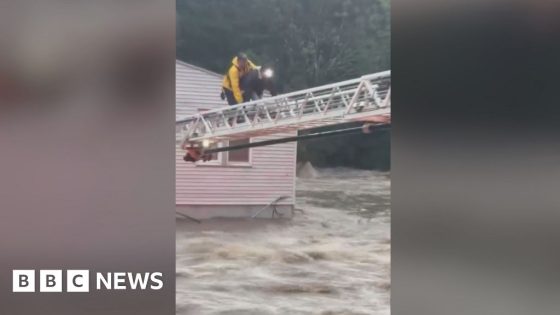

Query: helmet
[236,52,248,61]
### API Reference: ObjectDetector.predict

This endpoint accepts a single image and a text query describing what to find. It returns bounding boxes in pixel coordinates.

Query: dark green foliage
[177,0,390,170]
[297,123,390,171]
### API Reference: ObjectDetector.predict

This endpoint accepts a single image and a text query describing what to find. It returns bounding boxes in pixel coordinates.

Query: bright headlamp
[263,68,274,78]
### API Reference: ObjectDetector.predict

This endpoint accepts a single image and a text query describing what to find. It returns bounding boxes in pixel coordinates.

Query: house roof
[176,59,222,79]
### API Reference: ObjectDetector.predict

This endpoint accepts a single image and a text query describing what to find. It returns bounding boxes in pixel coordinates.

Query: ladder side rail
[182,81,389,141]
[177,71,390,143]
[178,78,373,129]
[192,108,391,142]
[176,73,387,123]
[174,70,390,125]
[183,83,384,140]
[185,107,390,142]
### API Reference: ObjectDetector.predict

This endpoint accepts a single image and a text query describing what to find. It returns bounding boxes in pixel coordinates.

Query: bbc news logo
[13,270,163,292]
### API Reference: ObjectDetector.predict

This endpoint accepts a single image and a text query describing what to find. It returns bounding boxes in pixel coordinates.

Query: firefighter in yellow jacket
[222,53,257,105]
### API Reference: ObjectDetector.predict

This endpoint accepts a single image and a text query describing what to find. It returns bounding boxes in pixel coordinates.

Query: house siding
[176,61,296,207]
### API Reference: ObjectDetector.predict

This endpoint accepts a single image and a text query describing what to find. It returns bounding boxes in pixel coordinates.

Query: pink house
[175,60,297,219]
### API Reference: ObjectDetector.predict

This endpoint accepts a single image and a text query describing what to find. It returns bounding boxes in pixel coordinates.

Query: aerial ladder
[177,70,391,162]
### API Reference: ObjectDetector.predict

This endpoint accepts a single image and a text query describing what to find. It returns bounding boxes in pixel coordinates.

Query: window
[194,139,251,167]
[207,151,220,162]
[227,139,250,164]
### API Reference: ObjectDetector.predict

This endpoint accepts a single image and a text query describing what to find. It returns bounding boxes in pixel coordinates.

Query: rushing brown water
[176,168,390,315]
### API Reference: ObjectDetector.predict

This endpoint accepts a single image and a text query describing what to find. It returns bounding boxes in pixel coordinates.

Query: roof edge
[176,59,222,78]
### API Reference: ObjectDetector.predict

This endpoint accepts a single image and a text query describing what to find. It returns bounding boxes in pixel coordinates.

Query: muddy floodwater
[176,168,390,315]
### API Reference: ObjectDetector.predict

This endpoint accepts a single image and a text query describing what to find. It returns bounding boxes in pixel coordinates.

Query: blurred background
[0,2,176,314]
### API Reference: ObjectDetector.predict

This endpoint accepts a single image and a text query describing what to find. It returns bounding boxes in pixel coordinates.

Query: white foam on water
[177,168,390,315]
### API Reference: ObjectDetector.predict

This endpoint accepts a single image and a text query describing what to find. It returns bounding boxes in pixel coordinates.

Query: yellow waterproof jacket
[222,56,257,103]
